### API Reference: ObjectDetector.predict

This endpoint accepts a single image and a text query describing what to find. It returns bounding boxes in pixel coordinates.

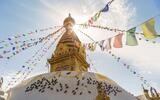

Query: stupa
[6,14,138,100]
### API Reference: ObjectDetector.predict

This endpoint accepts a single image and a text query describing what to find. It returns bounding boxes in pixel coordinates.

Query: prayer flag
[103,38,112,51]
[88,19,93,24]
[88,43,96,51]
[8,38,11,40]
[141,18,158,39]
[126,27,138,46]
[101,4,109,12]
[12,47,16,50]
[113,33,123,48]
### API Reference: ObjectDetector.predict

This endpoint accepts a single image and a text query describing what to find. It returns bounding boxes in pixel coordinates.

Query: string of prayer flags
[6,67,33,90]
[4,29,64,90]
[141,18,159,39]
[79,29,113,52]
[108,0,114,5]
[79,24,126,33]
[22,33,63,83]
[0,35,46,53]
[92,12,101,22]
[0,27,64,60]
[83,43,97,51]
[113,33,123,48]
[79,23,159,46]
[0,37,49,60]
[126,27,138,46]
[84,40,151,87]
[5,31,64,90]
[137,35,157,44]
[106,50,151,88]
[84,0,114,25]
[83,38,112,52]
[0,25,62,46]
[25,32,64,67]
[80,22,158,42]
[80,24,160,46]
[80,28,154,52]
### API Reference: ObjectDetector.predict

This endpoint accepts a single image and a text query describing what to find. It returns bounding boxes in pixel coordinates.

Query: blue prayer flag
[101,4,109,12]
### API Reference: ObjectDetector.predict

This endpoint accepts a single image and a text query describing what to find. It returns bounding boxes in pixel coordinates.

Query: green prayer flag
[126,27,138,46]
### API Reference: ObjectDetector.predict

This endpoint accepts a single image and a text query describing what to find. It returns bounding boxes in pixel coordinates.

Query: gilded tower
[48,14,89,72]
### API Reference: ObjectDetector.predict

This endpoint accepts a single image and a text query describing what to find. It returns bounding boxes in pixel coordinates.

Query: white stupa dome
[7,71,136,100]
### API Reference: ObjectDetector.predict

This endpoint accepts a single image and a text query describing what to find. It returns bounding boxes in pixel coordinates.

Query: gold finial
[63,13,75,27]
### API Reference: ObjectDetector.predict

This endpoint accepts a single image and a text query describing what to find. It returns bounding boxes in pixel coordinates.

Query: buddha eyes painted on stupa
[56,66,71,71]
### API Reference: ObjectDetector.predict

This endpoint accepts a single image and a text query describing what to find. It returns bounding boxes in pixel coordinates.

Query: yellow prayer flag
[141,18,158,39]
[92,11,101,21]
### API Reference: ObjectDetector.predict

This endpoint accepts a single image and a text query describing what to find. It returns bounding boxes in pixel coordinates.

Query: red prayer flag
[113,33,123,48]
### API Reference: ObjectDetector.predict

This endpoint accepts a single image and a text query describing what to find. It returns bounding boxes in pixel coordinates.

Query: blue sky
[0,0,160,96]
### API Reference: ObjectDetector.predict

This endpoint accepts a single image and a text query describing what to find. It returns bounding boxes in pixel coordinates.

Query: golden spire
[48,14,89,72]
